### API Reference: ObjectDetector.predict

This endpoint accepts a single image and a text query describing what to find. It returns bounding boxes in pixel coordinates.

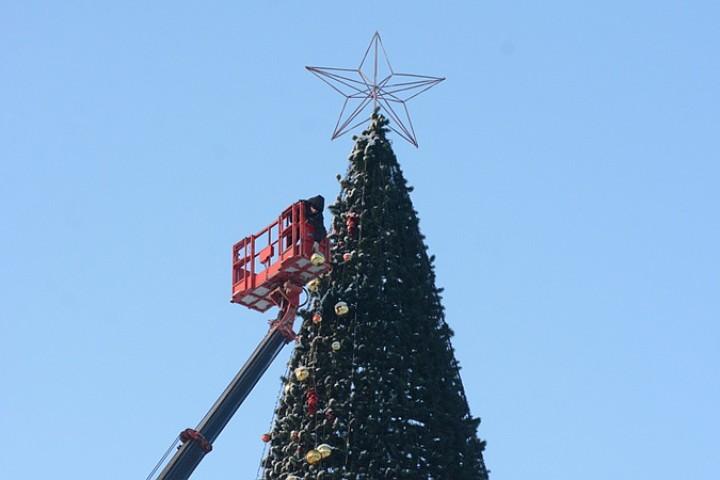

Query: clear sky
[1,2,718,479]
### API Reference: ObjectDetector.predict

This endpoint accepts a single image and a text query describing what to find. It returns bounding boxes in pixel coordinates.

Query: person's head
[306,195,325,213]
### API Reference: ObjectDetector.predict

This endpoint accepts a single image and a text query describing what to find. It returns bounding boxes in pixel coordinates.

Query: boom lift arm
[147,200,329,480]
[150,283,302,480]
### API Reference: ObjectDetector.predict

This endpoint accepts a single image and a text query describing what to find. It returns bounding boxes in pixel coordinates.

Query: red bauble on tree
[306,389,319,415]
[345,212,359,237]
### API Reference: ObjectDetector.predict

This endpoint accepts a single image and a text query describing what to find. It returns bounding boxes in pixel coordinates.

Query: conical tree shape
[261,113,488,480]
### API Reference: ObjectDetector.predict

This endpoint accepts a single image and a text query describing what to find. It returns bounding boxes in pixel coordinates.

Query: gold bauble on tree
[294,366,310,382]
[305,449,322,464]
[306,278,320,293]
[310,252,325,266]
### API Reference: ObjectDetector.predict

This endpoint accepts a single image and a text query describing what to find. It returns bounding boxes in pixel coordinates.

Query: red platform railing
[231,201,330,312]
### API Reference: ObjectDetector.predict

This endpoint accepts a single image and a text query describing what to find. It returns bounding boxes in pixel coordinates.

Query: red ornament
[345,213,359,237]
[261,433,271,443]
[306,389,319,415]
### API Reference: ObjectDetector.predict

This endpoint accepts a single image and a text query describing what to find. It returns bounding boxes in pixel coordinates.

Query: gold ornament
[306,278,320,293]
[312,312,322,324]
[331,341,341,351]
[287,476,300,480]
[305,449,322,464]
[284,383,292,394]
[334,301,349,316]
[294,366,310,382]
[317,444,333,459]
[310,252,326,266]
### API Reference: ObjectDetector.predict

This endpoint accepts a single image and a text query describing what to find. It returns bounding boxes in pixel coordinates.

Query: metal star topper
[306,32,445,147]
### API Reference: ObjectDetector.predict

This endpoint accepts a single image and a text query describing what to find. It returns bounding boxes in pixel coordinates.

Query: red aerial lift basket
[231,201,331,312]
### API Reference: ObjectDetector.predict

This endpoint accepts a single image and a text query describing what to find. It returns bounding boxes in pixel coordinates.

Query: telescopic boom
[150,284,301,480]
[147,199,329,480]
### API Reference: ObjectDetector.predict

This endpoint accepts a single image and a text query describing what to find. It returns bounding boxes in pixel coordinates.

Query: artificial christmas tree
[260,113,488,480]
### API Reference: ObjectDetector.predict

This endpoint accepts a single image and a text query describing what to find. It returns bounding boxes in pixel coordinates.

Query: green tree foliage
[261,113,488,480]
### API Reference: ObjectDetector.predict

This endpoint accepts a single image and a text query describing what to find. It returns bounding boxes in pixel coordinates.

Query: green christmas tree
[261,113,488,480]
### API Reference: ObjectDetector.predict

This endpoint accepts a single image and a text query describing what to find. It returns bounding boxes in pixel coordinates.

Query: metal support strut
[269,281,303,342]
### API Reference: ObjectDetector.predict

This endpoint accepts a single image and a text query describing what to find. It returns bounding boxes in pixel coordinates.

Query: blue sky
[1,2,718,479]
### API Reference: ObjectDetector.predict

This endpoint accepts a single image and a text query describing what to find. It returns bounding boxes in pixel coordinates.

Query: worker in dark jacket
[303,195,327,243]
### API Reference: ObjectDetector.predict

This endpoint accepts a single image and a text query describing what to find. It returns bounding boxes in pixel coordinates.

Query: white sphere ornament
[317,443,333,459]
[294,366,310,382]
[334,301,349,316]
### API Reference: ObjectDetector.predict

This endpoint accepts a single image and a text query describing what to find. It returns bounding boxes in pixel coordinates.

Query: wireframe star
[306,32,445,147]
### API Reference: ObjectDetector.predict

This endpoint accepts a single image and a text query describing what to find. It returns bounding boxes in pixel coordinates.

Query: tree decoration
[306,278,320,293]
[260,433,271,443]
[306,32,445,147]
[334,301,349,316]
[331,341,341,351]
[342,251,354,262]
[316,444,333,459]
[294,366,310,382]
[310,252,326,266]
[345,213,359,237]
[306,389,319,415]
[312,312,322,324]
[305,449,322,465]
